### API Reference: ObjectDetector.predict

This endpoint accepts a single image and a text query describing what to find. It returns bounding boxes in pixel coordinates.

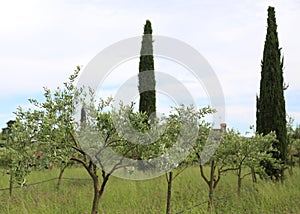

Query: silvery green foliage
[9,65,216,182]
[7,68,80,187]
[2,115,41,186]
[219,128,279,176]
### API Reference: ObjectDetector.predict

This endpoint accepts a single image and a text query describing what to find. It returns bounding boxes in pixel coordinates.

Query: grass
[0,166,299,213]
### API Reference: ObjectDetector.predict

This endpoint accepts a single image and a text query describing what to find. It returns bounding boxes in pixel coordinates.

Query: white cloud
[0,57,81,94]
[0,0,44,35]
[0,0,299,132]
[289,112,300,126]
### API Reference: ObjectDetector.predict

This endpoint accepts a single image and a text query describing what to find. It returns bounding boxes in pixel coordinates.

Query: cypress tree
[256,6,287,178]
[80,106,86,125]
[138,20,156,119]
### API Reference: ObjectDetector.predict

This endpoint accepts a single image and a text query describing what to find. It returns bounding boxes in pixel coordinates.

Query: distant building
[211,123,226,141]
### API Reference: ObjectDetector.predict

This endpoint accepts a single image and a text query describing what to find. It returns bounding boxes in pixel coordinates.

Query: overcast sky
[0,0,299,133]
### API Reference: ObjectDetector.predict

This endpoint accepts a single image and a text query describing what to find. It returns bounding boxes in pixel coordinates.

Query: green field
[0,166,299,214]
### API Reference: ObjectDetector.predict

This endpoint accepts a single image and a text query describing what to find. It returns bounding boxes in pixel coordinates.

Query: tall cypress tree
[256,6,287,178]
[138,20,156,119]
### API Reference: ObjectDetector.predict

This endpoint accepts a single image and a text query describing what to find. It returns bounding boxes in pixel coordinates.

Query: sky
[0,0,299,134]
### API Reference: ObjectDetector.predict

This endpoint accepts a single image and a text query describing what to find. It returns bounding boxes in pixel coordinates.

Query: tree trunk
[237,168,242,196]
[251,167,257,183]
[57,165,67,189]
[90,173,110,214]
[289,155,293,175]
[99,176,109,203]
[208,184,214,210]
[9,173,13,197]
[198,157,218,211]
[91,177,100,214]
[208,160,215,210]
[70,158,112,214]
[166,171,173,214]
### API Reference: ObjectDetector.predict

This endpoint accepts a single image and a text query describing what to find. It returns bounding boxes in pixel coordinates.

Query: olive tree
[159,105,214,214]
[221,128,278,195]
[14,67,188,213]
[13,68,140,214]
[195,126,230,210]
[1,117,40,196]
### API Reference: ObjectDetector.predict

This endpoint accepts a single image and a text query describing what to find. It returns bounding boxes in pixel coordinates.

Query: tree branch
[72,145,86,156]
[173,165,188,180]
[241,172,252,180]
[70,157,96,179]
[70,132,79,148]
[165,173,169,183]
[214,167,222,189]
[219,167,239,173]
[197,153,209,185]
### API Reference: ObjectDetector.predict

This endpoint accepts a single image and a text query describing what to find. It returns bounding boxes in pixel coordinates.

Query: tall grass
[0,166,299,213]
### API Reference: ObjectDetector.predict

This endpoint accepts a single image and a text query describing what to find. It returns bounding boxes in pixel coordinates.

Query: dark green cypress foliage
[80,106,86,125]
[138,20,156,119]
[256,6,287,178]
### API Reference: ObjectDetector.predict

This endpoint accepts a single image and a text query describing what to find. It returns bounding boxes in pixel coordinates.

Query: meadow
[0,166,299,214]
